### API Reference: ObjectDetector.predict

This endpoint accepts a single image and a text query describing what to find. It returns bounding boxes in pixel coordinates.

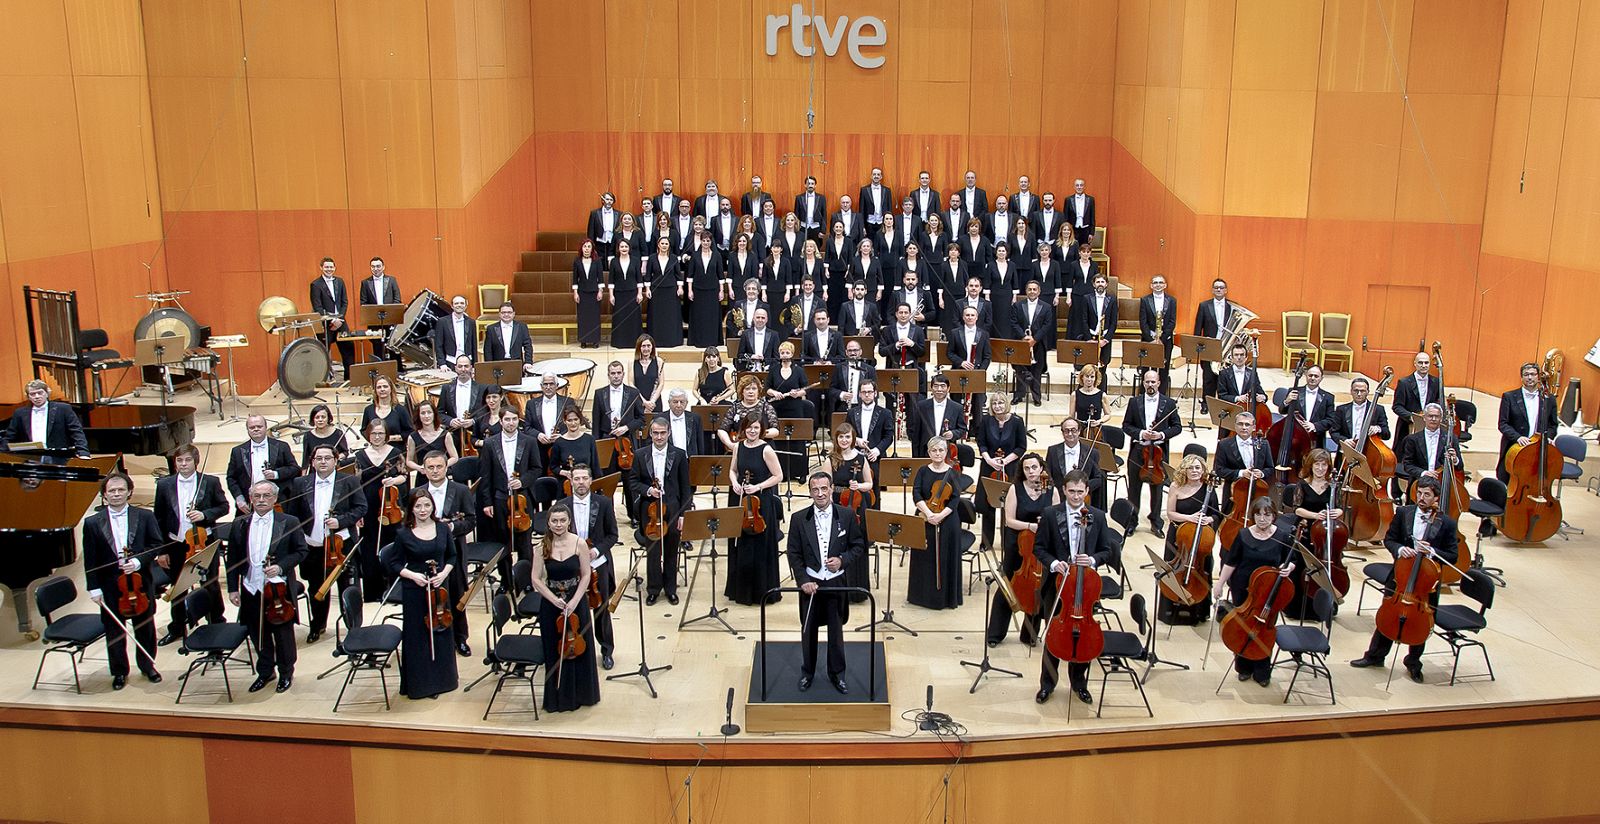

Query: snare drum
[528,357,597,402]
[386,290,449,366]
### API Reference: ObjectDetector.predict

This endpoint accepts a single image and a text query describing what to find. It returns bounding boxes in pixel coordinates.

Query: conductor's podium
[746,640,890,733]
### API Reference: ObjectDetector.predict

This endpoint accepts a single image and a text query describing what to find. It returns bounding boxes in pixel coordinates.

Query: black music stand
[693,404,732,434]
[607,573,673,697]
[876,368,920,454]
[1181,335,1223,435]
[349,359,399,394]
[358,303,403,331]
[992,338,1037,433]
[678,507,743,634]
[685,455,735,567]
[1139,546,1192,677]
[774,418,815,498]
[1124,340,1167,398]
[960,574,1024,692]
[802,364,835,430]
[135,335,188,415]
[856,509,925,636]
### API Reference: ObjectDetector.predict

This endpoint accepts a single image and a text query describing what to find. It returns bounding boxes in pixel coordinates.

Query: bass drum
[135,307,201,348]
[386,290,449,366]
[278,338,331,400]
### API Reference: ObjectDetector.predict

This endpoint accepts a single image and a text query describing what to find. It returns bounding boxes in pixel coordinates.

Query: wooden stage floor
[3,352,1598,750]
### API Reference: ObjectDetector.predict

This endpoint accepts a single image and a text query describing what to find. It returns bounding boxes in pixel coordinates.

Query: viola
[740,470,766,534]
[115,571,149,618]
[427,560,453,630]
[1375,535,1442,646]
[1218,473,1269,549]
[1503,432,1563,544]
[1009,527,1043,616]
[1345,367,1396,543]
[379,457,405,526]
[1267,355,1313,487]
[556,611,587,659]
[1138,443,1166,485]
[643,478,667,542]
[314,534,348,602]
[560,456,576,497]
[183,524,208,561]
[459,426,479,458]
[616,433,635,471]
[1162,476,1219,606]
[507,491,533,534]
[1043,514,1104,663]
[987,448,1006,482]
[1219,562,1294,661]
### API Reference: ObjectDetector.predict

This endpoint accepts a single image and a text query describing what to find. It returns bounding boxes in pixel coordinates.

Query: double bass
[1502,352,1563,543]
[1267,355,1313,488]
[1043,510,1105,662]
[1343,367,1396,543]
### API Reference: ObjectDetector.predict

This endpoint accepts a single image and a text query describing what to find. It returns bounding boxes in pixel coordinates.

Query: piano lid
[0,453,118,531]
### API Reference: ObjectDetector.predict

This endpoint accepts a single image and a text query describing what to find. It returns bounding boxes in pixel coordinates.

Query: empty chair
[318,585,402,711]
[77,329,135,404]
[1356,561,1394,615]
[1554,434,1586,537]
[1432,568,1496,685]
[472,592,546,721]
[1274,588,1337,704]
[1468,478,1507,586]
[31,576,106,694]
[1280,311,1319,367]
[173,588,251,704]
[1317,313,1353,372]
[1095,593,1152,718]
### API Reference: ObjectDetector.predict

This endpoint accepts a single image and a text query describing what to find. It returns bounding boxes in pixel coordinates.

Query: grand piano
[0,453,118,636]
[0,401,195,459]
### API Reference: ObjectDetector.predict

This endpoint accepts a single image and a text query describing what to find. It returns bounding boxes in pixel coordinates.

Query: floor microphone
[918,684,938,731]
[720,686,741,736]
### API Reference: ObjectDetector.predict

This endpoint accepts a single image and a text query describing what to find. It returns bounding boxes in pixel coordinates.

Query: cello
[1501,354,1562,543]
[1043,509,1105,663]
[1374,509,1444,648]
[1010,527,1044,616]
[1162,475,1220,606]
[1218,532,1295,661]
[1305,463,1351,601]
[1218,453,1270,551]
[1267,355,1312,489]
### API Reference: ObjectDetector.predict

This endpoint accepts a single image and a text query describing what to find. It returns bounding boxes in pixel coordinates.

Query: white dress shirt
[246,512,280,594]
[308,473,335,545]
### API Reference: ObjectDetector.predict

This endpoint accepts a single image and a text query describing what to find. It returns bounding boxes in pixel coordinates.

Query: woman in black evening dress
[531,504,601,712]
[687,234,725,348]
[300,403,349,469]
[608,240,643,349]
[987,454,1058,646]
[646,235,685,348]
[976,396,1027,550]
[724,414,785,606]
[361,375,413,447]
[572,239,605,347]
[1212,497,1297,686]
[354,418,409,602]
[910,437,966,610]
[385,490,458,699]
[827,423,876,602]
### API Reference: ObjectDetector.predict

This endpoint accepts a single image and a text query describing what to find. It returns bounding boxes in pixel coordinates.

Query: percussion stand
[206,335,250,421]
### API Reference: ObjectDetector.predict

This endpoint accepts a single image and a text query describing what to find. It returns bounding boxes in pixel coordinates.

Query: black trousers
[1126,471,1165,525]
[591,553,617,654]
[100,602,157,677]
[1200,362,1218,408]
[239,589,297,679]
[448,545,471,644]
[1363,590,1441,665]
[799,587,848,677]
[646,526,681,597]
[298,543,354,634]
[485,494,536,584]
[1041,651,1092,693]
[167,561,225,632]
[319,328,354,373]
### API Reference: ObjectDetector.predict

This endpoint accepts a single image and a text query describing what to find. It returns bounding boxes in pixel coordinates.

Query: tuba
[1540,348,1564,395]
[1217,304,1259,353]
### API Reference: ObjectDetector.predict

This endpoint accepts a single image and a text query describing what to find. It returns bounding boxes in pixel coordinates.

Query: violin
[1043,510,1104,663]
[556,611,586,659]
[1267,355,1313,487]
[584,541,604,610]
[379,457,405,526]
[740,470,767,534]
[1502,356,1563,543]
[427,560,452,630]
[314,534,348,601]
[560,456,576,497]
[115,570,149,618]
[1374,512,1443,646]
[183,524,208,561]
[643,478,667,542]
[1219,557,1295,661]
[1009,527,1043,616]
[1344,367,1396,543]
[1163,476,1219,606]
[507,491,533,533]
[261,547,296,625]
[615,431,635,470]
[927,477,955,591]
[987,448,1007,482]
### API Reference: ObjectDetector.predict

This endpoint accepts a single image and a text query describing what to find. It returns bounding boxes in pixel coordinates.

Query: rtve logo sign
[764,4,887,69]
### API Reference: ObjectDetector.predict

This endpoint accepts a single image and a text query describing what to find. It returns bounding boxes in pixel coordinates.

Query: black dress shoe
[666,593,680,606]
[276,676,293,693]
[831,676,849,694]
[158,631,182,647]
[1150,521,1166,539]
[1406,663,1424,684]
[646,592,660,606]
[144,670,163,684]
[249,676,271,693]
[1348,656,1383,668]
[112,675,127,690]
[1073,686,1093,705]
[602,653,615,670]
[1254,675,1271,687]
[456,641,472,657]
[306,629,323,644]
[1238,671,1252,681]
[1035,687,1052,704]
[798,675,814,691]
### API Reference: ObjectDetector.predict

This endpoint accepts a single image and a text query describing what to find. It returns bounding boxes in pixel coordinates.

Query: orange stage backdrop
[1,0,1595,398]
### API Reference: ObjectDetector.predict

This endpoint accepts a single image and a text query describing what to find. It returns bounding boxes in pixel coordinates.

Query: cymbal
[257,296,298,332]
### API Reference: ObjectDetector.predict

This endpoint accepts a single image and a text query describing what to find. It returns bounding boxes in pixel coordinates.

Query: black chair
[376,543,406,624]
[1432,568,1496,685]
[1182,443,1209,461]
[1095,593,1152,718]
[1451,399,1477,442]
[1274,588,1336,704]
[1554,434,1586,538]
[31,576,106,693]
[1094,533,1127,632]
[1355,561,1394,614]
[318,584,402,711]
[510,559,542,629]
[471,592,546,721]
[1109,498,1137,539]
[1468,478,1507,586]
[173,588,251,704]
[77,329,134,404]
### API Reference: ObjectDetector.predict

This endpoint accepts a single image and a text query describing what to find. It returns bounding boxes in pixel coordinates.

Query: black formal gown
[698,368,730,405]
[688,252,724,348]
[769,363,813,480]
[633,359,662,413]
[301,428,350,469]
[1221,527,1296,681]
[1287,480,1335,619]
[832,452,874,602]
[1161,487,1214,619]
[1073,389,1105,429]
[354,447,408,602]
[726,442,784,605]
[909,465,965,609]
[386,526,459,699]
[987,481,1052,644]
[362,403,414,446]
[407,429,451,486]
[646,254,686,347]
[548,434,600,482]
[610,257,643,349]
[537,552,601,712]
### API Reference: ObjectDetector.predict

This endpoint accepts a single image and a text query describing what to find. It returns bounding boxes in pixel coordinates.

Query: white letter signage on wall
[765,4,887,69]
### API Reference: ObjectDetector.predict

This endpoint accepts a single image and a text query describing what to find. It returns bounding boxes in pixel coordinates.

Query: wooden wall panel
[1221,90,1315,218]
[141,0,245,78]
[1547,97,1600,273]
[1480,94,1566,260]
[64,0,148,76]
[73,76,163,248]
[147,76,257,211]
[240,0,340,79]
[1393,93,1496,224]
[1316,0,1410,93]
[1229,0,1322,91]
[1305,91,1402,222]
[1405,0,1507,94]
[247,79,350,211]
[0,76,93,260]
